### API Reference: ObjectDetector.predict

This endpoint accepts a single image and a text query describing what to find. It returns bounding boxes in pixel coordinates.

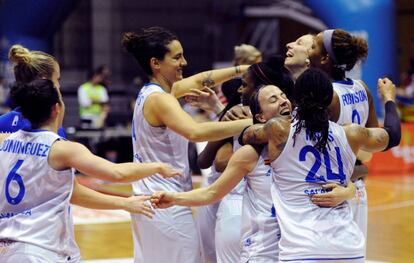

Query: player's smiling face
[285,34,314,70]
[255,85,291,123]
[238,71,256,106]
[158,40,187,84]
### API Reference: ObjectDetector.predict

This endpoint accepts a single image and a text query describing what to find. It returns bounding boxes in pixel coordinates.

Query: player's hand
[184,87,224,114]
[377,77,396,102]
[150,191,176,209]
[124,195,155,218]
[310,183,356,207]
[222,105,251,121]
[158,164,182,178]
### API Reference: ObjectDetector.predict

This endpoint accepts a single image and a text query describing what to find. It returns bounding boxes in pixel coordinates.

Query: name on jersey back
[341,90,367,106]
[0,139,50,157]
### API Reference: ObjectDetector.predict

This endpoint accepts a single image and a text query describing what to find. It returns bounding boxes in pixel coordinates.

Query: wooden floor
[75,175,414,263]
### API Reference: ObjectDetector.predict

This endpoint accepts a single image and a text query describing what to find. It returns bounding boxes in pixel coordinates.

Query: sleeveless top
[270,121,364,261]
[241,146,280,262]
[131,83,192,194]
[0,129,79,260]
[333,79,369,126]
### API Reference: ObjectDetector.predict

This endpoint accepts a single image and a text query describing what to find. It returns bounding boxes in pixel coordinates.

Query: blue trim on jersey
[57,127,67,138]
[21,128,48,133]
[144,82,164,89]
[281,256,364,262]
[333,78,354,85]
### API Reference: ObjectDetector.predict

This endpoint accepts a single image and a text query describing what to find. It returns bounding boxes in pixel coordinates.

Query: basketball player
[187,55,355,262]
[194,57,293,263]
[190,44,262,263]
[1,44,182,217]
[0,79,184,263]
[150,84,288,263]
[240,68,399,262]
[0,45,67,136]
[308,29,377,240]
[122,26,252,263]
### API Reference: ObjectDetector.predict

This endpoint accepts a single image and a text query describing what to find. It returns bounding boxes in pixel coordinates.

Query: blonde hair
[8,44,57,83]
[234,44,262,65]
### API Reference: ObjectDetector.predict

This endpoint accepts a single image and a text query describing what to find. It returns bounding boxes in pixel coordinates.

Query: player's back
[333,79,369,126]
[0,129,79,260]
[270,121,365,262]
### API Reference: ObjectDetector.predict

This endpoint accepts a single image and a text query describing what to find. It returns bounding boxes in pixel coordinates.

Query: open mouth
[286,51,294,58]
[280,108,290,116]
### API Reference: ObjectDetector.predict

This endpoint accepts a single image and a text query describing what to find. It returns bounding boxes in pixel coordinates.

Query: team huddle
[0,26,401,263]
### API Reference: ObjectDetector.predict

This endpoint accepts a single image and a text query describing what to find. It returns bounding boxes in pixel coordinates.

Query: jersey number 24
[299,146,346,184]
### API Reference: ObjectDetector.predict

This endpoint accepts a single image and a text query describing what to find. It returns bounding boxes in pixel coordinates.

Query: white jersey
[333,79,369,126]
[215,137,246,263]
[130,83,200,263]
[241,146,280,263]
[229,136,247,195]
[131,83,192,194]
[271,121,364,261]
[207,161,222,186]
[197,163,221,263]
[0,129,79,261]
[334,78,369,240]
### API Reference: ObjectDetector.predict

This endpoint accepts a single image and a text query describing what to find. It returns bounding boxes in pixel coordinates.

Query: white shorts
[215,194,243,263]
[131,205,202,263]
[0,240,81,263]
[196,202,220,263]
[349,179,368,237]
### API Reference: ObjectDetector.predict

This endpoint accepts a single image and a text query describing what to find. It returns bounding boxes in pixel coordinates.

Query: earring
[305,58,310,64]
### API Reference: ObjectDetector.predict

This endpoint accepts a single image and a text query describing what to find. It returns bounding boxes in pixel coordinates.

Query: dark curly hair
[326,29,368,80]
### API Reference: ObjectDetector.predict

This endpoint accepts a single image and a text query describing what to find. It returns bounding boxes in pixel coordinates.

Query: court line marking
[368,179,414,189]
[369,199,414,212]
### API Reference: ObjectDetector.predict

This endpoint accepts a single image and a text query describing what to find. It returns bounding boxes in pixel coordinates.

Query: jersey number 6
[5,159,25,205]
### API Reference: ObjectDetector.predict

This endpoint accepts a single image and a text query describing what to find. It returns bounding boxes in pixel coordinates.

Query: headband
[322,29,348,70]
[322,30,338,63]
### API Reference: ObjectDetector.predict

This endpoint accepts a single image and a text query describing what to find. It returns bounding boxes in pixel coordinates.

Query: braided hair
[292,68,333,152]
